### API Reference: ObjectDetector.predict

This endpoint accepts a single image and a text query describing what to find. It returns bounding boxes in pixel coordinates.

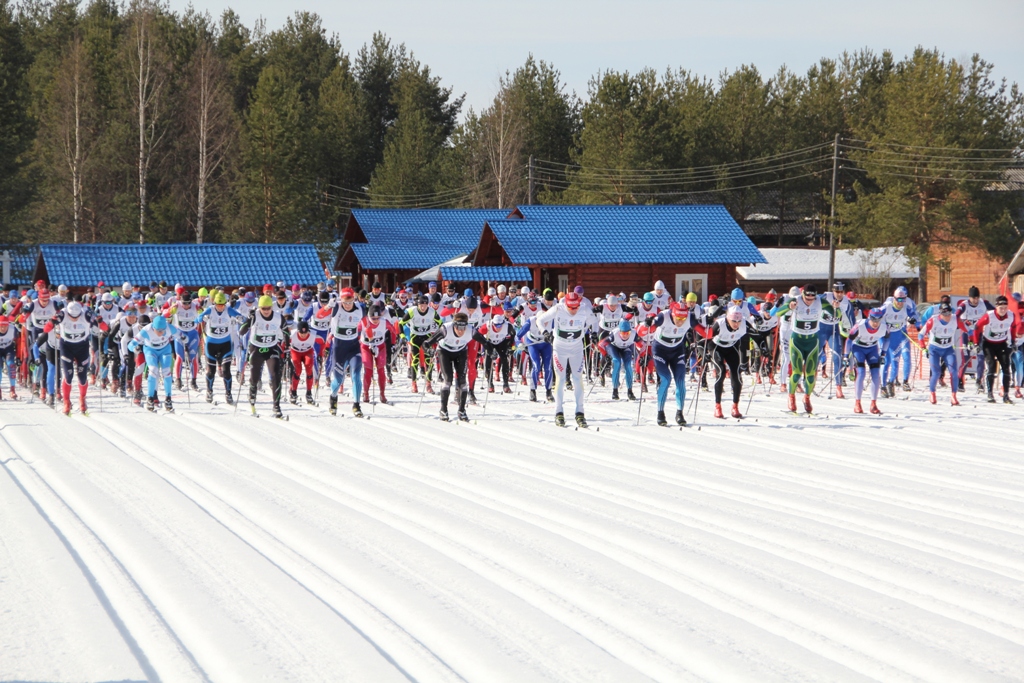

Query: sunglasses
[259,306,272,312]
[895,297,906,302]
[454,322,467,329]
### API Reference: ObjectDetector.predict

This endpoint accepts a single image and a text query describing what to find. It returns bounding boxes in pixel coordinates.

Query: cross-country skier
[239,294,290,418]
[425,311,473,421]
[127,313,179,412]
[973,295,1016,404]
[535,290,596,427]
[196,291,245,403]
[918,302,966,406]
[845,307,887,414]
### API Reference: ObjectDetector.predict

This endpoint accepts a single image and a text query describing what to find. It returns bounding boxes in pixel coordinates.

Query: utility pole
[527,155,534,206]
[827,133,839,291]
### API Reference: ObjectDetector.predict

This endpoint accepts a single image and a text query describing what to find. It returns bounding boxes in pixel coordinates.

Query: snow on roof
[735,247,916,281]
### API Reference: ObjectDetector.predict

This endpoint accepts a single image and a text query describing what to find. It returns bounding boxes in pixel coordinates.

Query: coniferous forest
[0,0,1021,269]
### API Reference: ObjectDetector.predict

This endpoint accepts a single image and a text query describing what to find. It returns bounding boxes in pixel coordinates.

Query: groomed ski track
[1,383,1023,682]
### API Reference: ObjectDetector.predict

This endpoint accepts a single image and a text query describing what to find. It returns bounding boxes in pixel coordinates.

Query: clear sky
[167,0,1024,115]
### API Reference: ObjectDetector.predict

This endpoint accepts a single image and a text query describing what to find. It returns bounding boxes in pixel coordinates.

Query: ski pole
[233,346,246,415]
[181,335,192,409]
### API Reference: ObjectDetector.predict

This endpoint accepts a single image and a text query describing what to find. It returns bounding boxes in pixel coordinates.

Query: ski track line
[0,421,209,683]
[444,414,1024,581]
[83,416,468,683]
[344,413,1024,675]
[143,412,669,683]
[187,413,704,683]
[224,409,1015,679]
[315,416,1024,647]
[95,413,557,683]
[4,407,409,683]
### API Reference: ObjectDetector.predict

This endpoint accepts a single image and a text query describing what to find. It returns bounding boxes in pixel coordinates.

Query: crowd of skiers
[0,277,1020,427]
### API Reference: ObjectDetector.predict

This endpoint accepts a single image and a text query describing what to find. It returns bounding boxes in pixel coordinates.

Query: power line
[843,137,1022,153]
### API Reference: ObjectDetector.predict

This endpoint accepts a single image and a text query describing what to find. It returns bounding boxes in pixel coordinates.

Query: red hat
[263,284,274,293]
[566,292,582,307]
[35,280,46,290]
[765,291,777,303]
[339,287,355,298]
[0,315,8,324]
[670,301,685,315]
[708,294,718,302]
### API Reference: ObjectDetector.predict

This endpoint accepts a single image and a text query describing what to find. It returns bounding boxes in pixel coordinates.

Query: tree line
[0,0,1022,276]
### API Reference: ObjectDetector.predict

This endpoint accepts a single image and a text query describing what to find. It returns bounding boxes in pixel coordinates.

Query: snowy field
[2,380,1024,683]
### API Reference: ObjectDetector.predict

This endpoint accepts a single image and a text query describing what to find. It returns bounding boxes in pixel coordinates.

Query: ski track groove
[5,387,1024,682]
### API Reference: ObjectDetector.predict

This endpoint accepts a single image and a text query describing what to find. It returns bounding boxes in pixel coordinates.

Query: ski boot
[546,389,554,402]
[468,389,478,405]
[7,386,15,400]
[118,384,126,399]
[272,403,284,419]
[79,385,88,414]
[147,395,158,412]
[902,380,911,392]
[657,410,668,426]
[987,392,997,404]
[713,403,724,419]
[787,393,797,412]
[45,393,55,408]
[457,410,469,422]
[1004,395,1014,405]
[731,403,742,419]
[439,409,449,422]
[378,390,388,405]
[225,392,234,406]
[165,396,174,412]
[575,413,588,428]
[1017,388,1024,399]
[306,390,314,405]
[599,374,605,387]
[627,389,637,401]
[951,393,960,406]
[566,377,573,390]
[854,400,864,414]
[803,395,813,414]
[386,367,393,385]
[111,379,119,396]
[175,378,183,391]
[611,388,619,401]
[190,378,199,392]
[487,382,495,394]
[529,389,538,402]
[206,388,214,403]
[555,412,565,427]
[502,383,511,394]
[869,400,882,415]
[426,381,434,395]
[329,396,338,416]
[411,380,418,393]
[353,402,363,418]
[361,391,370,404]
[676,410,686,426]
[62,383,72,415]
[835,384,844,399]
[289,390,298,404]
[929,392,937,404]
[134,389,143,407]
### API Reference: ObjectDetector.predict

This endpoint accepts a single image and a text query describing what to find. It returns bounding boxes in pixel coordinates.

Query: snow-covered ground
[2,380,1023,683]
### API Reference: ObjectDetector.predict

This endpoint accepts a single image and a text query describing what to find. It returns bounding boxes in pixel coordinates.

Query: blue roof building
[473,204,765,299]
[1,245,40,287]
[336,208,510,290]
[34,243,326,289]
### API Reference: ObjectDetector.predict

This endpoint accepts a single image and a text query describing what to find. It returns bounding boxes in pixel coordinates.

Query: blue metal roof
[485,205,766,265]
[1,245,39,286]
[350,208,510,247]
[38,243,325,288]
[440,266,532,281]
[351,243,468,271]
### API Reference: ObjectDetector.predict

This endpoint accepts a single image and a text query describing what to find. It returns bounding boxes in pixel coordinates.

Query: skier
[846,307,887,414]
[127,313,179,412]
[650,280,671,309]
[108,302,138,399]
[239,294,290,418]
[707,306,748,418]
[649,300,705,426]
[956,286,993,393]
[326,287,365,417]
[535,290,596,427]
[774,284,834,414]
[516,312,554,402]
[358,305,395,405]
[43,301,106,415]
[973,295,1016,404]
[917,302,966,406]
[606,318,637,400]
[880,286,918,397]
[0,315,17,399]
[288,320,317,404]
[424,312,473,421]
[402,295,442,393]
[169,290,202,391]
[820,282,855,397]
[474,313,513,393]
[196,291,245,403]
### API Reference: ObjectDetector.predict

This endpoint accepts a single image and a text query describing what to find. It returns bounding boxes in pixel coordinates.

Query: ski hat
[463,288,473,297]
[262,284,274,293]
[893,286,908,298]
[868,307,885,319]
[654,280,665,292]
[503,300,514,311]
[181,291,192,304]
[371,281,382,290]
[213,292,228,305]
[446,282,456,291]
[291,284,301,293]
[565,292,582,308]
[66,301,83,317]
[415,294,428,305]
[297,320,310,334]
[466,296,479,309]
[101,292,113,303]
[939,303,953,314]
[726,306,743,323]
[618,319,631,333]
[0,315,9,325]
[543,289,554,302]
[497,284,507,293]
[731,288,744,301]
[788,286,800,298]
[803,284,818,296]
[833,281,845,290]
[276,281,285,289]
[175,284,184,294]
[574,286,584,295]
[368,304,383,318]
[244,292,255,303]
[487,287,497,296]
[123,303,137,314]
[428,281,437,289]
[491,314,506,326]
[669,301,686,316]
[122,281,132,293]
[685,292,698,304]
[521,286,530,295]
[430,293,442,304]
[996,295,1009,306]
[152,314,167,330]
[340,287,355,299]
[301,291,312,302]
[969,286,980,298]
[746,296,757,305]
[258,295,274,308]
[606,294,618,305]
[708,294,719,302]
[643,292,655,303]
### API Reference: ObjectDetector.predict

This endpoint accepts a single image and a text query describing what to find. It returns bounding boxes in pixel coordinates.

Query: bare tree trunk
[52,39,93,243]
[483,88,525,208]
[128,3,166,244]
